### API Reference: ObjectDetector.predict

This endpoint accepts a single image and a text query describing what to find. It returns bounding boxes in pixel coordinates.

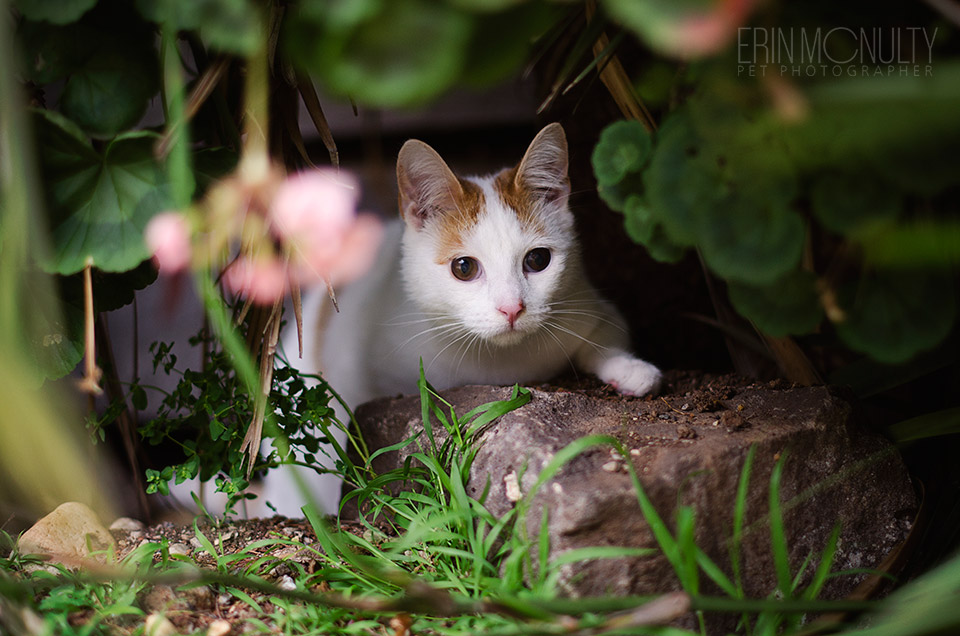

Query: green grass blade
[769,451,792,598]
[804,523,841,601]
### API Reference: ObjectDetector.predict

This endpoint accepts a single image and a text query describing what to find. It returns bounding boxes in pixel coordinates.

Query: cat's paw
[596,354,662,397]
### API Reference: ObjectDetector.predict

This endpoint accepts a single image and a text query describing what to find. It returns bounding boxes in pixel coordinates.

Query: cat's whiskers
[427,328,475,375]
[543,319,608,355]
[538,320,576,372]
[548,308,626,332]
[390,320,467,357]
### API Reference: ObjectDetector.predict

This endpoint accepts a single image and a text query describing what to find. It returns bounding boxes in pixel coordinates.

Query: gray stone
[349,379,917,601]
[109,516,146,532]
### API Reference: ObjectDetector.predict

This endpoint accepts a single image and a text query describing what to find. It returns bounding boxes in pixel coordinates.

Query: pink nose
[497,300,525,328]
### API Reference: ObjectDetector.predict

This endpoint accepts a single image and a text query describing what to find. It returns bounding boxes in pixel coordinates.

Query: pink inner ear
[397,139,463,228]
[515,124,569,201]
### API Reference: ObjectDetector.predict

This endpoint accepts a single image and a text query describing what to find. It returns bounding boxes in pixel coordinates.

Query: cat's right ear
[397,140,462,230]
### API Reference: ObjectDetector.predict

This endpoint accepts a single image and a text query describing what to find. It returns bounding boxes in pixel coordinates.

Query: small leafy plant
[133,330,341,512]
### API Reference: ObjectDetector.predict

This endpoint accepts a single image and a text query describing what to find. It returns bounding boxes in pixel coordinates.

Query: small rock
[18,502,114,568]
[189,537,204,550]
[141,585,179,613]
[277,575,296,591]
[218,593,233,606]
[677,424,697,440]
[504,471,522,502]
[601,460,621,473]
[168,543,191,556]
[721,410,748,431]
[145,614,177,636]
[109,517,146,532]
[208,619,232,636]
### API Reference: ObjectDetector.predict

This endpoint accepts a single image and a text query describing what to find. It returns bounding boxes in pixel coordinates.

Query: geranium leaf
[592,120,653,187]
[59,39,158,137]
[13,0,98,25]
[34,110,170,275]
[837,271,957,364]
[728,270,824,337]
[289,0,473,107]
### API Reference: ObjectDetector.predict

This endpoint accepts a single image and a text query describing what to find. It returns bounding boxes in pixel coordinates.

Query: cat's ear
[397,140,463,229]
[514,123,569,204]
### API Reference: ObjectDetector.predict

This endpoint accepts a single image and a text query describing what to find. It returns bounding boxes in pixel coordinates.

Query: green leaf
[16,20,97,84]
[60,260,159,314]
[886,408,960,444]
[34,110,170,275]
[24,280,84,380]
[592,120,653,187]
[837,271,957,364]
[59,39,159,137]
[810,171,901,236]
[135,0,261,55]
[290,0,473,108]
[646,112,803,284]
[622,195,685,263]
[13,0,98,25]
[461,3,557,88]
[131,385,148,411]
[728,269,824,337]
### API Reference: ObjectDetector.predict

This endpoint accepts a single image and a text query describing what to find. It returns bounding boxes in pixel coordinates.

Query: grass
[1,371,955,636]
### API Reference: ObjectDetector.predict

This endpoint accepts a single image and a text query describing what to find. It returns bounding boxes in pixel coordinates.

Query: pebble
[145,614,177,636]
[504,471,522,502]
[109,517,146,532]
[168,542,191,556]
[190,537,205,550]
[277,575,297,591]
[207,619,232,636]
[601,460,621,472]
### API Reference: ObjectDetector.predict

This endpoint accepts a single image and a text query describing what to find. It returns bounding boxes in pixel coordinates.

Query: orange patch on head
[494,167,548,233]
[431,177,485,264]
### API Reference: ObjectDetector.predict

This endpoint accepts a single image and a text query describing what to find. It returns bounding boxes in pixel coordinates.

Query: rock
[18,502,114,568]
[350,381,917,602]
[109,516,146,532]
[168,542,191,556]
[208,619,232,636]
[145,613,177,636]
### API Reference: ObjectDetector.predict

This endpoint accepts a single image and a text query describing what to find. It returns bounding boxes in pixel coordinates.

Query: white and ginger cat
[266,123,661,515]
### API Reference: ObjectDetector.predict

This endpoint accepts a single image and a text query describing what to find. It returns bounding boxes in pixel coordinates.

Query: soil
[108,516,363,634]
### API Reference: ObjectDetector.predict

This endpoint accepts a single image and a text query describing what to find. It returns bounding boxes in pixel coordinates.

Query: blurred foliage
[593,54,960,364]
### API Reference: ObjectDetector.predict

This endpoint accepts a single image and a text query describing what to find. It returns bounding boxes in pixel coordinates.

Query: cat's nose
[497,300,526,328]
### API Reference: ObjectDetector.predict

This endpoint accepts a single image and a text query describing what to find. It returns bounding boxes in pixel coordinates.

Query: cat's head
[396,123,580,347]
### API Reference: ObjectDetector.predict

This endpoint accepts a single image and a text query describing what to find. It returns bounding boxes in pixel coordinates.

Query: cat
[263,123,661,516]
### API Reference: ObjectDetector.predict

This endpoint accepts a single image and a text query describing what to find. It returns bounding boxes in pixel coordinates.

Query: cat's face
[397,124,579,347]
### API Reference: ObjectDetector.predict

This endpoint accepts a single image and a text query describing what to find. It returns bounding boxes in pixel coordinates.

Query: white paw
[596,354,662,397]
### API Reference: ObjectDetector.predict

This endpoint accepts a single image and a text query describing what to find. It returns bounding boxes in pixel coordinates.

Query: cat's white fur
[261,124,661,516]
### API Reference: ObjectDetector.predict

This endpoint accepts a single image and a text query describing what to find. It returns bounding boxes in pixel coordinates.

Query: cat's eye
[523,248,551,273]
[451,256,481,281]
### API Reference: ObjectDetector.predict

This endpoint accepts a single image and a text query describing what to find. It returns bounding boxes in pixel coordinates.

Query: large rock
[18,501,115,568]
[350,377,916,600]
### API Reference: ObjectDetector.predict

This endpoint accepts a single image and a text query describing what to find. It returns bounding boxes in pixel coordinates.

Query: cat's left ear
[514,123,569,204]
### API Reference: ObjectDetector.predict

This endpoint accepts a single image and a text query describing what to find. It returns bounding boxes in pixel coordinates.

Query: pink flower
[222,257,289,305]
[145,212,192,273]
[270,169,383,288]
[661,0,755,59]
